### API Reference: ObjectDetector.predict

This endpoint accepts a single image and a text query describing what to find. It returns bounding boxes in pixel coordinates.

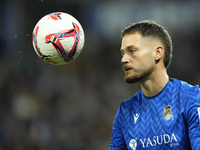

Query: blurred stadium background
[0,0,200,149]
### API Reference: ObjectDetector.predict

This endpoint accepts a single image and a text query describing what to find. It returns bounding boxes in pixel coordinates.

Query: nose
[121,53,130,64]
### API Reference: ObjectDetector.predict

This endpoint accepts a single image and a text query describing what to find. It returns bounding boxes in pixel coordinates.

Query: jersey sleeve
[109,103,128,150]
[186,86,200,149]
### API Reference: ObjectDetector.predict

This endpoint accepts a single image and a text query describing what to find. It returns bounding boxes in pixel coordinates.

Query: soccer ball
[32,12,85,65]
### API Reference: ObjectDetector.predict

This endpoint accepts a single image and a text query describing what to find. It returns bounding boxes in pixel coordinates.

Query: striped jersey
[109,78,200,150]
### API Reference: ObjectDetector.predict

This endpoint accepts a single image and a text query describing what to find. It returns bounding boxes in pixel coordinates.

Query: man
[109,20,200,150]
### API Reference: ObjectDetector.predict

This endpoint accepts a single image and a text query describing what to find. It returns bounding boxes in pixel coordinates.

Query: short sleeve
[109,103,128,150]
[186,86,200,149]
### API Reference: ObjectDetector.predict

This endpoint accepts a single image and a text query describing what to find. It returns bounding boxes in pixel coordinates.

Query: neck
[140,68,169,97]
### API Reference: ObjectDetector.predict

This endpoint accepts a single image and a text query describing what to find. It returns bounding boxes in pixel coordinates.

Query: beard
[124,65,154,84]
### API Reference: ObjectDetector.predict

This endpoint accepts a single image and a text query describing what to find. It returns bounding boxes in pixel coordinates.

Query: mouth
[123,66,132,73]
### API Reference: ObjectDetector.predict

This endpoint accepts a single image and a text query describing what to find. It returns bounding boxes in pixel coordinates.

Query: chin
[124,71,149,84]
[124,76,141,84]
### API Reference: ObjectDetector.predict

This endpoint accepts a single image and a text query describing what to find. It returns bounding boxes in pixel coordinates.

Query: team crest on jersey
[162,105,174,121]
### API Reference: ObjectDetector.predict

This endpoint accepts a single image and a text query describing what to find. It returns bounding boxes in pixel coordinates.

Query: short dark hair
[121,20,173,68]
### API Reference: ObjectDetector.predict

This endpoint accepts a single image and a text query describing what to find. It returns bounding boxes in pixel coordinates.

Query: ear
[154,46,164,61]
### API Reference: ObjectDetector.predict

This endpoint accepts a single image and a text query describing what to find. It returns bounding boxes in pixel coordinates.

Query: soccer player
[108,20,200,150]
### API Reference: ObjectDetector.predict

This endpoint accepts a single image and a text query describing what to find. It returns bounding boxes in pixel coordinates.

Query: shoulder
[185,82,200,104]
[172,78,200,103]
[173,78,200,113]
[172,78,199,94]
[120,90,141,109]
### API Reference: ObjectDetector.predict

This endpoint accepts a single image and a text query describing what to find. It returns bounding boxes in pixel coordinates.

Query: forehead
[121,33,144,50]
[121,33,159,52]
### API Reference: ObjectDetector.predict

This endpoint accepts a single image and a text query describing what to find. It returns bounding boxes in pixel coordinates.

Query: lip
[125,69,132,74]
[123,66,132,72]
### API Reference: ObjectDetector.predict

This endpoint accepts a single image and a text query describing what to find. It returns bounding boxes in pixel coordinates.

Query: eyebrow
[120,45,138,52]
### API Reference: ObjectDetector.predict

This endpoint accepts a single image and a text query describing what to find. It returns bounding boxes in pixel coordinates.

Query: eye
[129,49,136,54]
[120,50,124,56]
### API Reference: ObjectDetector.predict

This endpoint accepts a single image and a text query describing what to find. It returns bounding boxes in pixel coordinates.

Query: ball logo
[162,105,174,121]
[48,12,62,20]
[45,22,81,63]
[129,138,137,150]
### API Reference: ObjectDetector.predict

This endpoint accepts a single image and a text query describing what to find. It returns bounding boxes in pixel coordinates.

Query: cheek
[146,51,155,63]
[140,55,154,68]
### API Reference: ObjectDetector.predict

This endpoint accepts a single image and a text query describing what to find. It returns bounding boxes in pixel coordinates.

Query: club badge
[162,105,174,121]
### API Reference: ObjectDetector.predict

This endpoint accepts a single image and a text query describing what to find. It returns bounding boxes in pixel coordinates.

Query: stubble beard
[124,66,154,84]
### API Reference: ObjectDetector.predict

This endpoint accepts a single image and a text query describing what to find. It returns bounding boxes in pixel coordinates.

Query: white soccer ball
[32,12,85,65]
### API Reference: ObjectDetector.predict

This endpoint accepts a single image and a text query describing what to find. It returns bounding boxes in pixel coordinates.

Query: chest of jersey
[122,91,190,150]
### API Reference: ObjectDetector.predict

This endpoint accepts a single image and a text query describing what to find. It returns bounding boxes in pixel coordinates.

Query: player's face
[120,33,155,84]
